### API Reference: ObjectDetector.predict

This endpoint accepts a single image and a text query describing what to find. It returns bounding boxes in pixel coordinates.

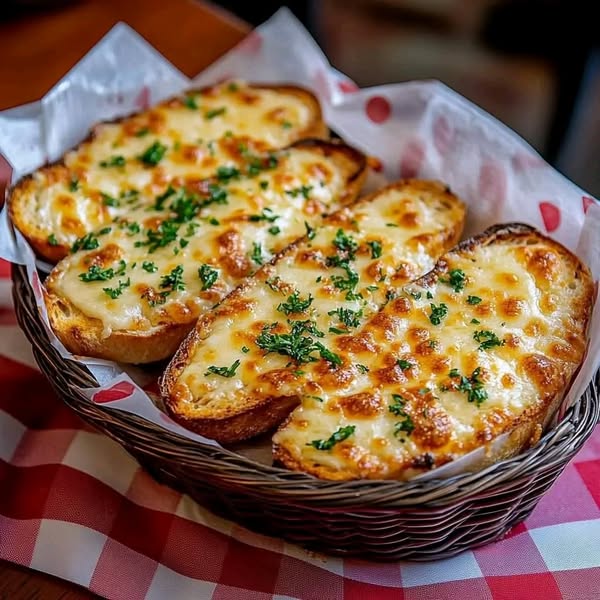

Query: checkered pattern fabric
[1,258,599,599]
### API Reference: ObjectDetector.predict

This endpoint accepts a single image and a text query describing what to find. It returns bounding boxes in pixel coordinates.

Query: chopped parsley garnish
[327,307,362,329]
[241,346,250,354]
[397,359,413,370]
[428,303,448,325]
[285,185,312,199]
[331,264,360,300]
[204,359,240,378]
[386,222,398,227]
[103,278,130,299]
[216,165,241,182]
[308,425,355,451]
[388,394,415,437]
[47,233,59,246]
[227,82,239,92]
[473,330,505,351]
[305,221,316,240]
[277,291,313,315]
[332,229,358,259]
[316,343,342,367]
[367,240,382,259]
[419,387,430,395]
[99,155,125,168]
[139,141,167,166]
[101,192,119,207]
[71,231,105,253]
[356,364,369,374]
[467,295,482,305]
[160,265,185,292]
[268,226,281,235]
[408,290,422,300]
[68,178,79,192]
[440,269,466,292]
[449,367,488,405]
[250,242,264,265]
[153,185,177,210]
[198,264,218,290]
[126,222,140,235]
[471,318,481,324]
[249,207,279,223]
[135,127,150,137]
[259,180,269,190]
[142,261,157,273]
[79,265,116,282]
[205,107,226,119]
[281,120,293,129]
[256,321,339,367]
[183,95,198,109]
[135,220,180,253]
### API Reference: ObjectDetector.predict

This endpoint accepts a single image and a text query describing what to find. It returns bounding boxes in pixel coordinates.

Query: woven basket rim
[11,263,600,508]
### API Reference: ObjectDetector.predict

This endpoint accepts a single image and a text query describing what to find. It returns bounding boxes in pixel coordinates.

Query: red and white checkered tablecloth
[1,258,599,600]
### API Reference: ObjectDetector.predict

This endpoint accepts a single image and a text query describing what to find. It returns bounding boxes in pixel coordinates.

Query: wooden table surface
[0,1,247,597]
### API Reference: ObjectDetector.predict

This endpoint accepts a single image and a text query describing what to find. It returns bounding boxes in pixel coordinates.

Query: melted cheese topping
[18,81,322,251]
[272,238,590,480]
[47,145,357,337]
[170,182,464,415]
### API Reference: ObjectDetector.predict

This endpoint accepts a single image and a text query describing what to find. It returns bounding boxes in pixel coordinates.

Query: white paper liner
[0,8,598,479]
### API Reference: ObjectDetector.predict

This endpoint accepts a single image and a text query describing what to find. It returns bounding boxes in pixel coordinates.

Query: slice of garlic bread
[10,81,327,262]
[162,180,466,442]
[273,224,593,480]
[44,140,366,364]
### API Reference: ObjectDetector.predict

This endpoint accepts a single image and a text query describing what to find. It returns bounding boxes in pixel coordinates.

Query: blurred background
[2,0,599,196]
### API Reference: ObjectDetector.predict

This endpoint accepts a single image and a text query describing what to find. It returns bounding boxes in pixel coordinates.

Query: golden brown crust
[160,179,467,441]
[43,140,367,364]
[9,83,329,263]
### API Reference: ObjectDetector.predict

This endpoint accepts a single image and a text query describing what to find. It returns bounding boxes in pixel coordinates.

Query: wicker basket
[12,262,599,561]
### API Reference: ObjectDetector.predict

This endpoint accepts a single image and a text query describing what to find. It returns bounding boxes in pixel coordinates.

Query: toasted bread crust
[161,179,467,441]
[44,139,367,364]
[272,224,593,480]
[9,82,328,263]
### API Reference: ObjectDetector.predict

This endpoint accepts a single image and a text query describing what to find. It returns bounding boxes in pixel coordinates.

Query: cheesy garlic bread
[274,224,593,480]
[162,180,466,442]
[44,140,366,363]
[9,81,327,262]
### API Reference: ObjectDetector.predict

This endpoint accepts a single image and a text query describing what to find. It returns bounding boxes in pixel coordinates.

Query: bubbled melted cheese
[19,81,320,250]
[273,238,591,480]
[47,146,353,336]
[170,182,465,417]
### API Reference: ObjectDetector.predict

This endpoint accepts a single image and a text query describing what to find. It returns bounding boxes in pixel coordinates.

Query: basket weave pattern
[12,263,599,560]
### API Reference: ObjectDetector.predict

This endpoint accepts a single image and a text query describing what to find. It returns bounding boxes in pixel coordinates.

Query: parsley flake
[198,264,218,290]
[473,330,505,351]
[308,426,355,451]
[204,359,240,378]
[277,291,313,315]
[429,303,448,326]
[367,240,382,259]
[440,269,466,292]
[139,141,167,166]
[205,107,226,119]
[99,155,125,168]
[467,295,482,305]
